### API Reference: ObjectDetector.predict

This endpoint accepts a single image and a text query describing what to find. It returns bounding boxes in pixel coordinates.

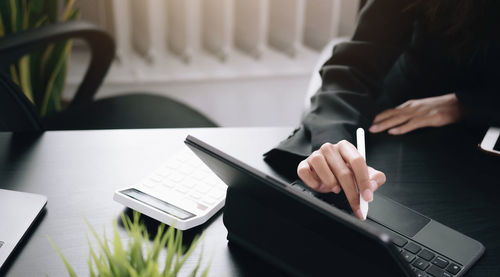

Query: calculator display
[121,188,195,220]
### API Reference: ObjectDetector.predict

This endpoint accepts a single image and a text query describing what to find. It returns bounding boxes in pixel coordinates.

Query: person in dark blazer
[264,0,500,219]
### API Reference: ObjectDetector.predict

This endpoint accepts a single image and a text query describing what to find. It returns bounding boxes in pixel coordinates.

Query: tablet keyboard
[114,147,227,230]
[290,180,463,277]
[392,235,462,277]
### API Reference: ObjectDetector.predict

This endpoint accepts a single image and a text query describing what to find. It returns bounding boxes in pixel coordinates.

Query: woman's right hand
[297,140,386,220]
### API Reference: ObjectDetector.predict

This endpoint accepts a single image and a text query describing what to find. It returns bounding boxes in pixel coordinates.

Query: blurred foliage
[49,211,210,277]
[0,0,79,116]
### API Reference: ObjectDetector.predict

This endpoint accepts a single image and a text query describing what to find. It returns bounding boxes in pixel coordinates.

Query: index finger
[372,108,398,124]
[337,140,371,200]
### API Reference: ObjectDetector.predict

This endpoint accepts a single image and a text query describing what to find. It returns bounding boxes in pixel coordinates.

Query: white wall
[66,0,359,127]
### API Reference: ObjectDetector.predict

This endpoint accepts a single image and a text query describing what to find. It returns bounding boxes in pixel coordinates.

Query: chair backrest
[0,21,115,132]
[0,71,44,132]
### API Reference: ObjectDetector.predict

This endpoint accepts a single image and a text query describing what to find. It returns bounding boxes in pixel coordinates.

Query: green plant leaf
[200,264,211,277]
[18,55,34,102]
[163,226,176,275]
[44,0,58,23]
[53,212,210,277]
[9,65,20,86]
[8,0,18,32]
[40,40,71,116]
[0,10,5,36]
[47,236,78,277]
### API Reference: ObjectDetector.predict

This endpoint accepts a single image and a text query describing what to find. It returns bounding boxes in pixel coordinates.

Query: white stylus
[356,128,369,220]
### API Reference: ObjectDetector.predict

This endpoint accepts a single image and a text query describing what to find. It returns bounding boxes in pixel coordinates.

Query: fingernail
[388,128,399,135]
[370,180,378,191]
[362,189,373,202]
[355,209,364,220]
[369,125,379,132]
[332,185,341,194]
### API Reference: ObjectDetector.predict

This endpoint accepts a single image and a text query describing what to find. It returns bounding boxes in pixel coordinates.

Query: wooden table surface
[0,126,498,276]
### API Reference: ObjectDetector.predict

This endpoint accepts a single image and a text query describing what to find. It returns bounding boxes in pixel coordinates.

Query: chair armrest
[0,21,115,107]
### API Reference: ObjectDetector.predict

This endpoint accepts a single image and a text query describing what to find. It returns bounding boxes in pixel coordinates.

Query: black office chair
[0,21,217,132]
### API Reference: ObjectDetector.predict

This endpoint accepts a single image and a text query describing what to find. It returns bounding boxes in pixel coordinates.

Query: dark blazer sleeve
[264,0,417,177]
[455,50,500,127]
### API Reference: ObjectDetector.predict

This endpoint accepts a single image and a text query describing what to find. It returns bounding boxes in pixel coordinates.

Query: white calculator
[114,147,228,230]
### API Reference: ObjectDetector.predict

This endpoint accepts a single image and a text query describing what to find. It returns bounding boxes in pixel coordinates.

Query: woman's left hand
[369,93,464,135]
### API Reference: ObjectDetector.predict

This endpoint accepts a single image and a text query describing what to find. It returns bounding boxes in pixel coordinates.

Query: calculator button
[142,179,157,188]
[196,203,208,211]
[401,250,415,263]
[204,176,218,186]
[180,180,196,189]
[446,263,461,275]
[175,186,189,194]
[189,192,202,200]
[192,171,207,180]
[155,168,172,177]
[413,258,430,271]
[201,198,216,206]
[392,236,408,247]
[404,242,422,254]
[432,256,449,268]
[168,172,184,183]
[179,164,194,175]
[208,189,225,200]
[161,181,175,188]
[418,249,435,261]
[165,160,181,169]
[426,265,452,277]
[196,184,211,193]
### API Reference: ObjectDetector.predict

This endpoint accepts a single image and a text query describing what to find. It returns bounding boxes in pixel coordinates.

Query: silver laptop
[0,189,47,270]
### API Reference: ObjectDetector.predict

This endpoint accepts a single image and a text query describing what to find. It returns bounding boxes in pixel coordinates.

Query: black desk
[0,127,499,276]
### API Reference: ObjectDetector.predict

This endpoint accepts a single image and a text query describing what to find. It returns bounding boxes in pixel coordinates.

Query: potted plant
[50,211,210,277]
[0,0,79,116]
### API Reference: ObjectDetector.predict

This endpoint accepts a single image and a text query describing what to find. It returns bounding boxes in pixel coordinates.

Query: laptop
[0,189,47,271]
[184,135,484,277]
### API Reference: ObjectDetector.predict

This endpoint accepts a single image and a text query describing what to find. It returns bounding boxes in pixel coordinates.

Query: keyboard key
[418,249,435,261]
[427,265,452,277]
[404,242,422,254]
[413,269,426,277]
[392,236,408,247]
[446,263,461,275]
[401,250,415,263]
[413,258,430,271]
[432,256,449,268]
